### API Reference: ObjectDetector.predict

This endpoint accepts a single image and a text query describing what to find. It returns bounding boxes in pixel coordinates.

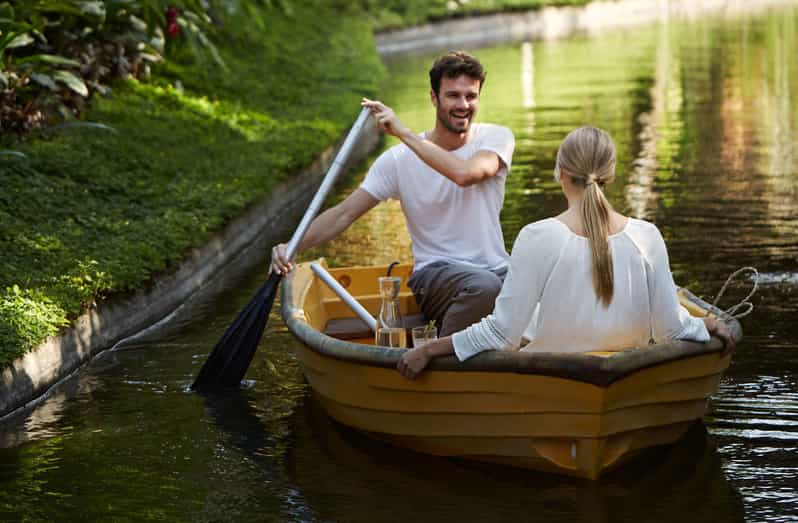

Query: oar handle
[285,107,372,260]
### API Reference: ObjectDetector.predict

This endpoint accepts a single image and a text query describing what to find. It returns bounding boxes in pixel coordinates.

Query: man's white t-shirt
[360,123,515,272]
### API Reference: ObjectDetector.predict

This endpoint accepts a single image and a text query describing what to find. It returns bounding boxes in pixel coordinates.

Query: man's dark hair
[429,51,486,97]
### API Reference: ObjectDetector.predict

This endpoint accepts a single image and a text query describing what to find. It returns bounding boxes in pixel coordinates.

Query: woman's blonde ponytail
[581,178,614,306]
[555,128,617,306]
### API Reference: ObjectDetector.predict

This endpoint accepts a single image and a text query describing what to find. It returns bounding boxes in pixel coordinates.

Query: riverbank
[376,0,798,56]
[365,0,590,31]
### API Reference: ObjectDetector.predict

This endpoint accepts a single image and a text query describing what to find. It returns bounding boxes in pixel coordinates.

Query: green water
[2,7,798,522]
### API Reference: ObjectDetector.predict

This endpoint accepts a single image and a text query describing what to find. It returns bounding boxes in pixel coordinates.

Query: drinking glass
[411,325,438,348]
[376,327,407,348]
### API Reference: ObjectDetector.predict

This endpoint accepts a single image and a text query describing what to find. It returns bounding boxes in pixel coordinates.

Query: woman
[398,126,734,379]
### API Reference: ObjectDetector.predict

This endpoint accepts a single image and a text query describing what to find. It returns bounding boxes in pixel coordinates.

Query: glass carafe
[375,276,406,348]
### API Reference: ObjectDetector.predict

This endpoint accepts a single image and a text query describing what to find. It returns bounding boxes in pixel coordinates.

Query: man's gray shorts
[407,261,508,337]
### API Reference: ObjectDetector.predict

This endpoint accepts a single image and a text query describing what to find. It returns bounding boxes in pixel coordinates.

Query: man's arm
[270,188,379,275]
[401,139,501,187]
[362,99,505,187]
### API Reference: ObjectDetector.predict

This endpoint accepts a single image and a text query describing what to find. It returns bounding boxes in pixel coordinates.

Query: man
[271,51,515,336]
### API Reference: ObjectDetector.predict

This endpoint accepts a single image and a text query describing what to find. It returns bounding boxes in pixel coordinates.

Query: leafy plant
[0,285,69,367]
[423,319,436,337]
[0,0,241,132]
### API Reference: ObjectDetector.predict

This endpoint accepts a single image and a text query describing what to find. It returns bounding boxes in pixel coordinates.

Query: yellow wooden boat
[281,259,742,480]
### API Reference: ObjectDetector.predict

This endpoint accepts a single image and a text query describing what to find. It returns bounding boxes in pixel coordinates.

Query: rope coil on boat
[711,266,759,319]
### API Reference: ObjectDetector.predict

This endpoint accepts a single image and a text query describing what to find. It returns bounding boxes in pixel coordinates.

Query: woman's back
[451,217,709,359]
[524,217,659,353]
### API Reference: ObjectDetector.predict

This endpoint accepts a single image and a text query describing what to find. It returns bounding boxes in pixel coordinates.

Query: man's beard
[436,105,473,134]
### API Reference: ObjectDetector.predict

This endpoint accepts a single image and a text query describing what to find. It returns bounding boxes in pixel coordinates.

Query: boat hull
[282,260,740,479]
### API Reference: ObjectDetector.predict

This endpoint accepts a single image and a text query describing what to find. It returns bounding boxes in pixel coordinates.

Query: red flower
[166,7,180,38]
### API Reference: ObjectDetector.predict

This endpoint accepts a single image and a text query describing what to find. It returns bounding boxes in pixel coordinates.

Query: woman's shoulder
[623,217,668,256]
[624,217,663,238]
[509,218,570,265]
[520,217,567,236]
[514,218,571,247]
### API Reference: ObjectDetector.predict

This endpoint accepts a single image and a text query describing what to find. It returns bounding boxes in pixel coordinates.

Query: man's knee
[438,270,503,336]
[463,270,502,300]
[456,270,503,314]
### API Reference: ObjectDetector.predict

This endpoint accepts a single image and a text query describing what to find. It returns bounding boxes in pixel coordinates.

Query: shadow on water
[199,388,322,522]
[201,389,275,474]
[285,394,746,523]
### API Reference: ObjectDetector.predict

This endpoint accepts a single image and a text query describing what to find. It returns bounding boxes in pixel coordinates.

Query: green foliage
[0,0,241,131]
[0,0,382,366]
[0,286,68,367]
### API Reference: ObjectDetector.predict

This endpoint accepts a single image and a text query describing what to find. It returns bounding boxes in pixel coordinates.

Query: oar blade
[192,272,281,390]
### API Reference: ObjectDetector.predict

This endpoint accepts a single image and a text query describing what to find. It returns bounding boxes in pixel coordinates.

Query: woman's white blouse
[451,218,710,360]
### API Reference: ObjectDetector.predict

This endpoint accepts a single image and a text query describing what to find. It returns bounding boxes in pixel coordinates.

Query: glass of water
[411,325,438,348]
[376,327,407,348]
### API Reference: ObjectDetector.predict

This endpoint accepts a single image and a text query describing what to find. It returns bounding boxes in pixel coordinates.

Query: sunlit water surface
[2,8,797,522]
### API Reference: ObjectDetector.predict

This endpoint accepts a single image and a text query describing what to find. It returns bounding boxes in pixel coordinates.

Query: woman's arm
[397,337,454,379]
[396,222,564,379]
[646,224,718,345]
[451,223,562,361]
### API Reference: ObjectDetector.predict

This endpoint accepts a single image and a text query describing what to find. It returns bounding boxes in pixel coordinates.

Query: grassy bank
[0,0,383,367]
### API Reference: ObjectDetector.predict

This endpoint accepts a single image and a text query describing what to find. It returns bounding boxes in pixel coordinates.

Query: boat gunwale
[280,264,742,388]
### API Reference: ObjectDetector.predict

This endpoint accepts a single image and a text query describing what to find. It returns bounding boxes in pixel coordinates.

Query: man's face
[431,75,481,134]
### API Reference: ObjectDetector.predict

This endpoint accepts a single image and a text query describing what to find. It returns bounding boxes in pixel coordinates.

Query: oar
[192,107,372,390]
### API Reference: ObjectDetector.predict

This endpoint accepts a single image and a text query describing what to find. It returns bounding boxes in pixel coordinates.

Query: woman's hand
[704,317,736,356]
[397,346,431,379]
[397,336,455,379]
[362,98,410,139]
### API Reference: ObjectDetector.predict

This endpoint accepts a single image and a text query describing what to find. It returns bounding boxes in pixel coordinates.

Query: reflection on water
[288,395,745,523]
[757,271,798,285]
[1,6,797,522]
